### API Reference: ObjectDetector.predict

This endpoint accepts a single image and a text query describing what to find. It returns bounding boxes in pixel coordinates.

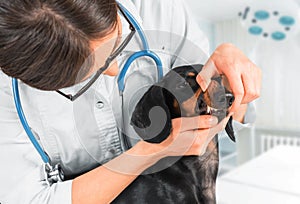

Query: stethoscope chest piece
[44,163,65,186]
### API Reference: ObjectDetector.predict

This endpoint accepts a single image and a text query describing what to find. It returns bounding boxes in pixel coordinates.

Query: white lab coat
[0,0,254,203]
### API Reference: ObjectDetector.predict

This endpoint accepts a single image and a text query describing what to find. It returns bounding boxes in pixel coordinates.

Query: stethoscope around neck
[11,2,163,186]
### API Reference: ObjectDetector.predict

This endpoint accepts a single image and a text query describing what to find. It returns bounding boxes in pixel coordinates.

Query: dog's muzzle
[206,93,234,120]
[199,79,235,122]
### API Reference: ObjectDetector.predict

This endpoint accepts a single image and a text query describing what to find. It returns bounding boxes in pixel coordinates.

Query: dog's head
[130,64,235,143]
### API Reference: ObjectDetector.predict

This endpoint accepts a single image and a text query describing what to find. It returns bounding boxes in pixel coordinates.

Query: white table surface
[216,145,300,204]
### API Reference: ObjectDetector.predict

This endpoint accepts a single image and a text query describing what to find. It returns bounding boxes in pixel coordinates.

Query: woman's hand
[72,115,229,204]
[196,43,262,114]
[155,115,230,157]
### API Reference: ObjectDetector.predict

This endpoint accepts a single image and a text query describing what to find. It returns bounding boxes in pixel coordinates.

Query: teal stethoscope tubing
[12,79,50,164]
[117,2,163,94]
[11,2,163,181]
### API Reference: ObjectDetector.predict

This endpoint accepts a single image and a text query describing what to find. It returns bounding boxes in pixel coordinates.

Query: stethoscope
[11,2,163,186]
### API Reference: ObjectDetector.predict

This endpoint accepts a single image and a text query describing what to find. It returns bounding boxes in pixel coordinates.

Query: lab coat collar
[117,0,143,26]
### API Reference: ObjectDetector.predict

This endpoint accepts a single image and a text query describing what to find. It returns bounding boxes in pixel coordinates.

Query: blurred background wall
[183,1,300,203]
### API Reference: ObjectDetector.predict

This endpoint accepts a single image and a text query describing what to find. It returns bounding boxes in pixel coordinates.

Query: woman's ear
[130,85,172,143]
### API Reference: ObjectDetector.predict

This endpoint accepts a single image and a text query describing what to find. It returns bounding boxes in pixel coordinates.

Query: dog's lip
[204,92,234,112]
[206,105,227,115]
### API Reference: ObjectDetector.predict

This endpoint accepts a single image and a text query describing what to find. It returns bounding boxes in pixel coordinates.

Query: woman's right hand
[155,115,230,157]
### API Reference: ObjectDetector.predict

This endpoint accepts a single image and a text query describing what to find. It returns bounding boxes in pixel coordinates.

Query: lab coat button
[109,149,115,154]
[96,101,104,109]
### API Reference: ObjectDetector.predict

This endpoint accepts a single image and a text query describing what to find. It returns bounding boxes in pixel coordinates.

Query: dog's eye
[176,81,189,89]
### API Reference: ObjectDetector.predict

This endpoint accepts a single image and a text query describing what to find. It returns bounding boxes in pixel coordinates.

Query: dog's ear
[225,116,235,142]
[130,85,172,143]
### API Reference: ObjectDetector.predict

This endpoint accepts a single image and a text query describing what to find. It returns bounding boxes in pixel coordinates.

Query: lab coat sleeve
[0,86,72,204]
[168,0,210,68]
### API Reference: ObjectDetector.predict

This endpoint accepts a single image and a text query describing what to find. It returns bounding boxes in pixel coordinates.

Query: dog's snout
[199,80,236,122]
[203,81,224,109]
[226,93,235,108]
[203,80,235,109]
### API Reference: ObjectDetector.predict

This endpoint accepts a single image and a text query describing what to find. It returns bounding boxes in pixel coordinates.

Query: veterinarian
[0,0,261,203]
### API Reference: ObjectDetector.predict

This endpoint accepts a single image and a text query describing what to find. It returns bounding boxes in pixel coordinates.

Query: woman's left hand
[196,43,262,114]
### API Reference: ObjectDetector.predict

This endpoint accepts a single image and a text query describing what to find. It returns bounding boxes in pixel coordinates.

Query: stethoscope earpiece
[116,2,163,95]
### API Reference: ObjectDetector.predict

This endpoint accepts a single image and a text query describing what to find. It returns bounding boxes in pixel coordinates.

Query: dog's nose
[225,93,234,108]
[201,80,235,121]
[203,80,235,109]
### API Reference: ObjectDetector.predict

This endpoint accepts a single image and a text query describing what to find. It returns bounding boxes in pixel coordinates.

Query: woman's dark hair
[0,0,118,90]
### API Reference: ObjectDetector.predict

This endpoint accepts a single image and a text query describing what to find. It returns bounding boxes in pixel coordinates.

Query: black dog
[112,64,235,204]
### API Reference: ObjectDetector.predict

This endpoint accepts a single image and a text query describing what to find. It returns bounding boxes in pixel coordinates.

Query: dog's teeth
[207,106,221,114]
[207,106,211,114]
[211,107,219,112]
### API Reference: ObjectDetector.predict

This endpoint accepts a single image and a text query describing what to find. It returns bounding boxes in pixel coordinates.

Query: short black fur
[112,64,235,204]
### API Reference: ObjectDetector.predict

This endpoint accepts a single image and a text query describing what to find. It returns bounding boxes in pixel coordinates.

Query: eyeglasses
[56,5,136,101]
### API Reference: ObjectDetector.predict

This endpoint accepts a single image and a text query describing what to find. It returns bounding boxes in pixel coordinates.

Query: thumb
[197,59,219,91]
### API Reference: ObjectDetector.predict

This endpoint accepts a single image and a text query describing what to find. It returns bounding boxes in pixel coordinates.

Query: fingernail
[197,75,208,91]
[200,80,209,92]
[208,116,218,125]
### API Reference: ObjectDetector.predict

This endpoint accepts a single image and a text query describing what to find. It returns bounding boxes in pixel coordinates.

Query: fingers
[163,115,230,157]
[198,44,262,114]
[209,116,231,137]
[196,60,219,91]
[172,115,218,133]
[193,115,230,140]
[196,56,244,113]
[240,62,262,104]
[187,116,231,155]
[224,68,244,113]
